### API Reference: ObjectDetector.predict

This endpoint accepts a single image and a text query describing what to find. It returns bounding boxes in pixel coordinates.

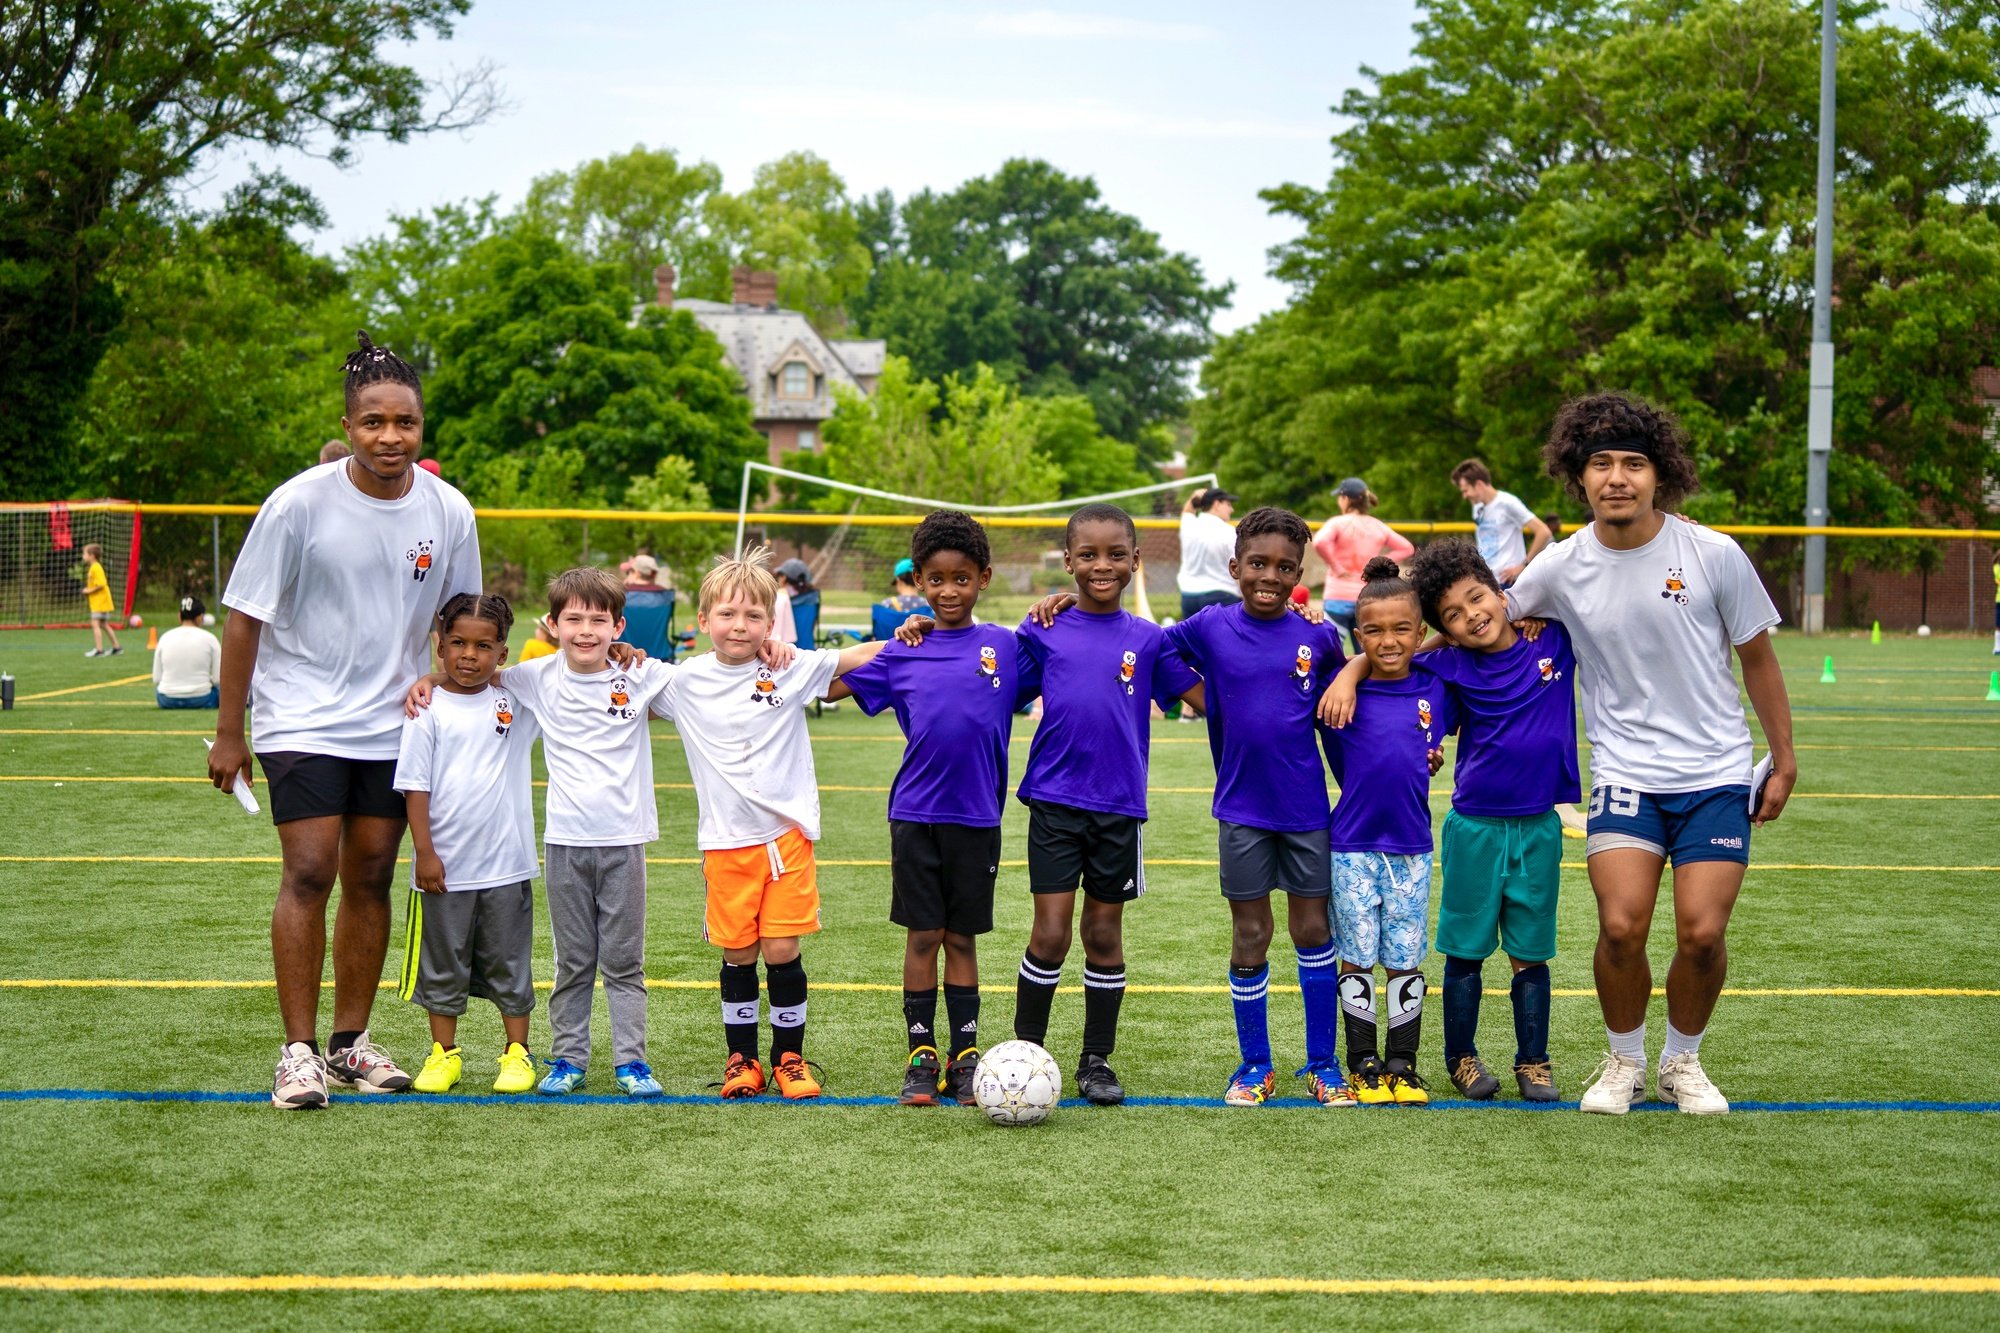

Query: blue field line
[1,1088,1996,1114]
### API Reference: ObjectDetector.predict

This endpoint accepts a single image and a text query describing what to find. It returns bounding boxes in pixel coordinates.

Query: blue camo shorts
[1330,850,1433,971]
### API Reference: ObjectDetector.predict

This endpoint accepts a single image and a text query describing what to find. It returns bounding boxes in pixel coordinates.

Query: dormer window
[780,361,811,399]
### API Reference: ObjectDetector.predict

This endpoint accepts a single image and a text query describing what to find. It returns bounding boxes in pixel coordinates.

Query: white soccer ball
[128,614,143,628]
[200,613,216,627]
[1917,624,1932,637]
[973,1039,1062,1126]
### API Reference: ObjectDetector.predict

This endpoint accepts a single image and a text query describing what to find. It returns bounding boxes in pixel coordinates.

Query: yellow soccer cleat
[493,1042,537,1094]
[1385,1063,1431,1107]
[412,1043,462,1094]
[1350,1056,1397,1106]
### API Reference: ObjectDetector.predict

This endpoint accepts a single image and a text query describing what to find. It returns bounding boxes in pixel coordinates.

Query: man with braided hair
[209,331,482,1109]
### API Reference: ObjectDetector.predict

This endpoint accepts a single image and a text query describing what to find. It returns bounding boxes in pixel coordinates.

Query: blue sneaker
[615,1061,664,1098]
[537,1058,586,1095]
[1297,1061,1358,1107]
[1224,1060,1276,1106]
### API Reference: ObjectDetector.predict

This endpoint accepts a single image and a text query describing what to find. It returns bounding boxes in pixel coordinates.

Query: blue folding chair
[870,602,910,642]
[618,588,676,662]
[790,588,821,648]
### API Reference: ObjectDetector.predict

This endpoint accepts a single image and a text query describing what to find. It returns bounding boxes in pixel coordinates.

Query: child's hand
[1028,591,1076,627]
[893,614,935,646]
[608,641,646,667]
[757,638,798,671]
[1514,617,1546,641]
[403,672,444,718]
[414,850,447,895]
[1427,746,1445,776]
[1289,600,1326,625]
[1317,677,1359,729]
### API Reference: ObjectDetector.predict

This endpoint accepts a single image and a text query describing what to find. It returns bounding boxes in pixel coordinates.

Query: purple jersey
[1016,608,1201,819]
[1165,604,1346,832]
[840,624,1041,827]
[1323,666,1457,854]
[1423,621,1581,818]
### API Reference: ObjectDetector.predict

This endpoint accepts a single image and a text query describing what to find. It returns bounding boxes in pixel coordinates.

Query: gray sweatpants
[544,843,649,1069]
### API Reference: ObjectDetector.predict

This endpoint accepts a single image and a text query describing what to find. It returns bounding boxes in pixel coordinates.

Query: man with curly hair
[1506,391,1797,1117]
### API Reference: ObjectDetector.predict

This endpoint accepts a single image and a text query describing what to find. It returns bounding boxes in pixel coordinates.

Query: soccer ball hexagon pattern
[972,1039,1062,1126]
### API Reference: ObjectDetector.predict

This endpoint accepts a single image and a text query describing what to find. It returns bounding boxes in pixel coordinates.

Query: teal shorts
[1436,810,1561,964]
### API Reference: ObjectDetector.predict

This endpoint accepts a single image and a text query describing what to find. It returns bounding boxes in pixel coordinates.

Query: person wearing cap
[623,552,664,590]
[1451,458,1551,585]
[1178,486,1242,622]
[1312,478,1415,649]
[776,558,819,646]
[154,596,222,709]
[884,557,927,614]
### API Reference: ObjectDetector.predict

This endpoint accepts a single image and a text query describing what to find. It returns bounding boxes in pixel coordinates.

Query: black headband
[1581,436,1657,460]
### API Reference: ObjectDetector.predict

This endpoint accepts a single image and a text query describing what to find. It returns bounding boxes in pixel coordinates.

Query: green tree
[703,151,873,332]
[1020,395,1151,498]
[425,227,764,503]
[1195,0,2000,531]
[854,159,1232,441]
[0,0,499,498]
[342,197,503,375]
[522,145,727,310]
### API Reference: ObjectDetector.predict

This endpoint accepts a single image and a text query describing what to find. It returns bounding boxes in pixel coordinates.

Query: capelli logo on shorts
[1709,836,1744,849]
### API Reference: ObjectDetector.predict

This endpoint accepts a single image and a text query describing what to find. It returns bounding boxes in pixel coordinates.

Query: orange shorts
[702,828,822,950]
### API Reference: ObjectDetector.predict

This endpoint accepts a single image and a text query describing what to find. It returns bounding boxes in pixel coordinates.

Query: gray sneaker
[272,1042,328,1110]
[324,1030,412,1093]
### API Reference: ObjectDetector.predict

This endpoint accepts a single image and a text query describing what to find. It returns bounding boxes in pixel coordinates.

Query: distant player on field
[80,542,122,657]
[1508,392,1796,1116]
[1451,458,1551,585]
[831,512,1042,1105]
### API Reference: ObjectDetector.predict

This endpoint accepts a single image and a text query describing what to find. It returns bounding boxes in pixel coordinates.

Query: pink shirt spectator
[1312,514,1415,602]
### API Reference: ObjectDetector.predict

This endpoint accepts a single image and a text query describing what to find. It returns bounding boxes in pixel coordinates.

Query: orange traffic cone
[146,625,158,650]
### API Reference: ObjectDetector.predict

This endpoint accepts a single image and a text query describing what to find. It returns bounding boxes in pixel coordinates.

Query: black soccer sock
[1441,955,1483,1063]
[1339,969,1378,1071]
[1080,962,1126,1058]
[903,987,938,1053]
[1384,971,1427,1069]
[1013,950,1062,1046]
[943,983,981,1057]
[328,1030,362,1056]
[767,956,808,1062]
[720,962,760,1060]
[1511,963,1552,1066]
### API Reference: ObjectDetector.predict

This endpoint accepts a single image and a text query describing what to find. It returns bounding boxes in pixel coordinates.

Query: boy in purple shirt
[1162,507,1356,1108]
[1322,540,1577,1102]
[1013,503,1203,1105]
[1319,557,1457,1106]
[831,512,1042,1106]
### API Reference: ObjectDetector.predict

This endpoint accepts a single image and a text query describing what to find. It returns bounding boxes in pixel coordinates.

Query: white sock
[1607,1023,1646,1062]
[1661,1021,1704,1066]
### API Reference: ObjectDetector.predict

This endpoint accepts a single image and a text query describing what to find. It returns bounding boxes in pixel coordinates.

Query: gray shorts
[90,610,113,623]
[399,881,536,1017]
[1218,821,1331,901]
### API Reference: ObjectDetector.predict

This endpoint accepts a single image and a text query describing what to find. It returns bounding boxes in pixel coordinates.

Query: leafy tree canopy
[1194,0,2000,530]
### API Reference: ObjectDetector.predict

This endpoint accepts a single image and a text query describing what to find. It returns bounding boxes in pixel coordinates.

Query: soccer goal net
[0,503,143,629]
[732,463,1218,611]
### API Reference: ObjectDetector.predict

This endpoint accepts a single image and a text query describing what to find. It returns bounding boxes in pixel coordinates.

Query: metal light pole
[1803,0,1836,634]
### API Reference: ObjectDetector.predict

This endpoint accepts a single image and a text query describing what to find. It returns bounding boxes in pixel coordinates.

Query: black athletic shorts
[257,751,405,825]
[1026,799,1145,903]
[890,820,1000,935]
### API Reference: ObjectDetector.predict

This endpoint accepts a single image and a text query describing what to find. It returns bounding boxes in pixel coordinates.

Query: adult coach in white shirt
[1451,458,1550,585]
[207,333,482,1110]
[153,596,221,708]
[1506,392,1796,1117]
[1178,486,1241,622]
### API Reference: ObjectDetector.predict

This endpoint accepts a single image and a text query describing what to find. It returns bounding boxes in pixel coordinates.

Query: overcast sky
[194,1,1424,333]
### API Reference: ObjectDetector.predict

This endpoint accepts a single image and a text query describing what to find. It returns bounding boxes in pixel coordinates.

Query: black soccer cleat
[1075,1053,1126,1106]
[945,1047,980,1106]
[1514,1060,1561,1103]
[1448,1053,1500,1100]
[899,1047,942,1106]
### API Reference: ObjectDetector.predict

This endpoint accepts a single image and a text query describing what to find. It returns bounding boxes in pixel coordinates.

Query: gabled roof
[674,299,882,421]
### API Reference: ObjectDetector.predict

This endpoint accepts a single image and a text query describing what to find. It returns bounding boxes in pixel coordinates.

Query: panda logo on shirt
[493,692,514,737]
[752,665,783,708]
[1661,567,1691,606]
[1417,697,1434,741]
[1294,644,1313,689]
[979,644,1002,690]
[406,539,434,582]
[1118,649,1137,695]
[607,675,637,720]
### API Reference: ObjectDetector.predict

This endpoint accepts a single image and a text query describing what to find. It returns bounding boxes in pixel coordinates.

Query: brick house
[651,264,885,467]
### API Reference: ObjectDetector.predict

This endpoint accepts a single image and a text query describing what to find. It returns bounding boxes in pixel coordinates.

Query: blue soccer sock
[1296,941,1339,1067]
[1511,963,1551,1066]
[1229,963,1271,1066]
[1442,955,1483,1062]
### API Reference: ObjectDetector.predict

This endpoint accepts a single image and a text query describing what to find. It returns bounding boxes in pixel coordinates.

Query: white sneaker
[83,648,102,658]
[1658,1051,1729,1115]
[272,1041,328,1110]
[1579,1050,1648,1115]
[324,1029,413,1093]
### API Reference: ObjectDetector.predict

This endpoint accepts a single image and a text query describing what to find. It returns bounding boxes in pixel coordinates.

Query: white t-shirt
[392,683,541,892]
[223,462,481,759]
[1508,518,1780,793]
[153,624,221,697]
[1176,511,1239,597]
[502,653,676,847]
[653,649,841,851]
[1473,489,1538,575]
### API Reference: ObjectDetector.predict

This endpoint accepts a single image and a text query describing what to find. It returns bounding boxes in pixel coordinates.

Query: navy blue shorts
[1584,784,1752,866]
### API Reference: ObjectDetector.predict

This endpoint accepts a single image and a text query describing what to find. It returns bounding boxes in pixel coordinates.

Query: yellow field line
[0,978,1992,998]
[0,1271,1993,1297]
[2,855,1996,873]
[13,674,152,702]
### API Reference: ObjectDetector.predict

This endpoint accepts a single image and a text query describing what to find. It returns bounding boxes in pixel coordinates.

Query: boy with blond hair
[80,542,123,657]
[654,545,927,1099]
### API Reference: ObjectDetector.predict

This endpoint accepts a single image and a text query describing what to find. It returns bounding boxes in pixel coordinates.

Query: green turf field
[1,621,1997,1330]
